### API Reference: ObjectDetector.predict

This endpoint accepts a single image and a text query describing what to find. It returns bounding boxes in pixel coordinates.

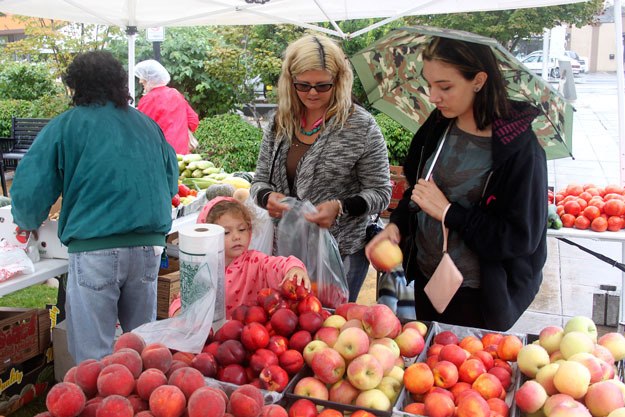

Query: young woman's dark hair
[422,37,510,130]
[63,51,132,108]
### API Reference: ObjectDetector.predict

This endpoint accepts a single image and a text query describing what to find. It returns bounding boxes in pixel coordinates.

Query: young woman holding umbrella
[365,37,548,331]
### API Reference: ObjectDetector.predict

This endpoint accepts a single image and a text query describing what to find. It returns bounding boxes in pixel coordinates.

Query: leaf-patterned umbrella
[351,25,574,159]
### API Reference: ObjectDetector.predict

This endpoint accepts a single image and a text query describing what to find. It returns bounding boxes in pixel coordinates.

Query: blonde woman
[251,34,391,302]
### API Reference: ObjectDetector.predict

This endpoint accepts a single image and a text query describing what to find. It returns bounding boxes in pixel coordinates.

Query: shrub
[0,61,63,101]
[194,113,263,172]
[374,113,413,167]
[0,95,69,137]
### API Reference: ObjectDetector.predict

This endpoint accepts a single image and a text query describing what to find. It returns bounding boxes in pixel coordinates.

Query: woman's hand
[364,223,401,260]
[305,200,341,229]
[281,267,311,291]
[411,178,450,222]
[266,192,289,219]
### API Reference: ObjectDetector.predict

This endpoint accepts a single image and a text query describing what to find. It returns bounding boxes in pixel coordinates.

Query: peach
[298,311,324,334]
[569,351,604,383]
[487,365,512,391]
[229,384,264,417]
[45,382,86,417]
[486,397,509,417]
[166,360,189,379]
[187,386,226,417]
[458,335,484,354]
[432,360,459,389]
[403,362,434,395]
[97,364,135,397]
[470,350,494,370]
[456,392,490,417]
[214,320,245,342]
[127,394,148,414]
[517,343,550,378]
[261,404,288,417]
[538,325,564,354]
[560,331,595,359]
[585,380,625,417]
[289,330,313,353]
[424,391,455,417]
[481,333,503,348]
[496,335,522,361]
[472,373,503,400]
[550,399,593,417]
[287,398,317,417]
[96,395,134,417]
[135,412,156,417]
[104,348,143,378]
[136,368,168,401]
[218,363,248,385]
[514,380,547,414]
[369,239,403,271]
[113,332,146,354]
[433,330,458,346]
[543,393,576,416]
[458,358,486,384]
[250,349,279,375]
[75,359,104,398]
[216,340,247,366]
[148,385,186,417]
[171,351,195,365]
[63,366,78,383]
[438,344,469,368]
[168,367,205,400]
[141,343,173,373]
[241,322,270,351]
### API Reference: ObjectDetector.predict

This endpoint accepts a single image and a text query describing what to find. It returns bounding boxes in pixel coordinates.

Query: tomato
[178,184,191,197]
[563,201,582,217]
[555,194,564,204]
[588,198,605,213]
[556,205,565,217]
[566,184,584,196]
[189,189,198,197]
[604,184,624,195]
[583,183,597,190]
[574,215,590,230]
[591,217,608,232]
[561,213,576,228]
[583,206,601,221]
[585,187,600,197]
[576,198,588,210]
[172,194,181,207]
[607,216,624,232]
[604,199,625,216]
[578,191,593,202]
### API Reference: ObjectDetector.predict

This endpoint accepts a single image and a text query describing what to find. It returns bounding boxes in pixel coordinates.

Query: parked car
[520,51,581,78]
[564,50,589,73]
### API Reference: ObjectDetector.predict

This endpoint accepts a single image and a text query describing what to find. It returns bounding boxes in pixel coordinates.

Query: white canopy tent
[0,0,590,97]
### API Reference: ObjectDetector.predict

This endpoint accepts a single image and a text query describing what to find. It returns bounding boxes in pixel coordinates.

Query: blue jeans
[65,246,161,363]
[343,249,370,302]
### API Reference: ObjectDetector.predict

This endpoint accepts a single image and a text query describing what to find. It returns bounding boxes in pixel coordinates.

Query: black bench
[1,117,51,196]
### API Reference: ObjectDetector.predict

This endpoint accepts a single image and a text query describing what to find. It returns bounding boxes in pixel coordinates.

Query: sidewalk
[510,72,621,335]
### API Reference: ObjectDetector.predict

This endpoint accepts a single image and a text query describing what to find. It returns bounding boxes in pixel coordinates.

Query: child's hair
[204,199,254,229]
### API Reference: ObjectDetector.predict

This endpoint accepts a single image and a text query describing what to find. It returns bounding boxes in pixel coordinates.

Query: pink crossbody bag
[421,125,464,313]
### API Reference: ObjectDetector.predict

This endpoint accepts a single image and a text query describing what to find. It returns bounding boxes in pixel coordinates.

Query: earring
[474,87,481,93]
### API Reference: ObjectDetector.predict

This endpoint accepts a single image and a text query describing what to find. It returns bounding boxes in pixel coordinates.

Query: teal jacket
[10,102,179,252]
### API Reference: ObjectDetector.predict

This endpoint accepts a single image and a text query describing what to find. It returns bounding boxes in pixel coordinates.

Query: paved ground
[357,72,623,336]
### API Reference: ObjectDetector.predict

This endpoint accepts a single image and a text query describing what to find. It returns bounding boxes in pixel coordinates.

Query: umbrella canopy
[351,26,574,160]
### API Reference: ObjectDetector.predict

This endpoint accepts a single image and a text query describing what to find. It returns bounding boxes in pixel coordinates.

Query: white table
[547,228,625,323]
[0,258,68,297]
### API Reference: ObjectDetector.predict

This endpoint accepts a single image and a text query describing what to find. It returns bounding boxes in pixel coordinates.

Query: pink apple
[569,352,604,383]
[302,340,328,366]
[310,347,346,384]
[334,327,370,361]
[553,360,591,399]
[370,337,401,358]
[368,344,398,375]
[362,304,398,339]
[377,376,402,404]
[313,327,340,348]
[340,319,364,332]
[328,379,359,405]
[322,315,347,329]
[368,239,403,272]
[538,325,565,354]
[599,332,625,361]
[345,304,368,321]
[293,376,329,400]
[403,320,428,337]
[514,380,547,413]
[394,328,425,358]
[585,380,625,417]
[346,353,384,390]
[534,362,560,395]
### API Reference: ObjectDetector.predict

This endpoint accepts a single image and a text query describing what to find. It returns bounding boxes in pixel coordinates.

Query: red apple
[217,363,247,385]
[362,304,398,339]
[329,379,360,405]
[297,295,322,314]
[313,327,340,348]
[288,399,318,417]
[311,347,346,384]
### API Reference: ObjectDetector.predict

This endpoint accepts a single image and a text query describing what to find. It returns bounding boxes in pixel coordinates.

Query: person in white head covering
[135,59,199,154]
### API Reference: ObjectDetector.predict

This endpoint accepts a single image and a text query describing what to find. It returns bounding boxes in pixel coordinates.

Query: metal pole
[126,26,138,105]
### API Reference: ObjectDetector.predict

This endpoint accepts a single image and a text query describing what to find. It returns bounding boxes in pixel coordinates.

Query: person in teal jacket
[10,51,179,363]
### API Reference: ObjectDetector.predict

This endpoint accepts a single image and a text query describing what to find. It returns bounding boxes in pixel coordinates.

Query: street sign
[146,27,165,42]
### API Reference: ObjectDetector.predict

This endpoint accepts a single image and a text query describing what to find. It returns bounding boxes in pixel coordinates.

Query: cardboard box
[0,308,50,373]
[0,352,54,416]
[51,320,74,382]
[0,206,68,259]
[157,271,180,319]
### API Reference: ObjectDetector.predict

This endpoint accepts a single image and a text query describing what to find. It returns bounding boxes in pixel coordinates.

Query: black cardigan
[390,101,548,330]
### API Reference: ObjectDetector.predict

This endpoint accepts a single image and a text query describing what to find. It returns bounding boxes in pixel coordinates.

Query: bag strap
[440,203,452,253]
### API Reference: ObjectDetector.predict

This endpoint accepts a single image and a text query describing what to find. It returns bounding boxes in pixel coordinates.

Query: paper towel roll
[178,223,225,326]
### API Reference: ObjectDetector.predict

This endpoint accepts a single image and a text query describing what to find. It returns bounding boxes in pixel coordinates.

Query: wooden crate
[157,271,180,319]
[0,308,44,371]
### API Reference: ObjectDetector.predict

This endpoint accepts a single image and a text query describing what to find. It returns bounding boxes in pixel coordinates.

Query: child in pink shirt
[171,196,310,318]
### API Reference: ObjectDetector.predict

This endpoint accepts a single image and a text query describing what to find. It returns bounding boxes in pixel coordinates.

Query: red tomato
[556,205,565,217]
[604,199,625,216]
[576,198,588,210]
[555,194,564,204]
[607,216,624,232]
[178,184,191,197]
[561,213,576,228]
[591,217,608,232]
[578,191,592,202]
[583,206,601,221]
[566,184,584,196]
[574,215,590,230]
[563,201,582,217]
[605,184,624,195]
[583,183,597,190]
[172,194,181,207]
[585,187,600,197]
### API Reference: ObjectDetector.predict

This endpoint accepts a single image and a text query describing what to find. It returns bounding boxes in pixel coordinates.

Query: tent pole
[616,0,625,187]
[126,26,137,105]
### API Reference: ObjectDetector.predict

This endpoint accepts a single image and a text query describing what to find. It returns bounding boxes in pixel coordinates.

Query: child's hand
[281,267,311,291]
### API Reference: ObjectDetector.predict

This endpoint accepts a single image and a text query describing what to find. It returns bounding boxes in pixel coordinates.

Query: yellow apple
[369,239,403,271]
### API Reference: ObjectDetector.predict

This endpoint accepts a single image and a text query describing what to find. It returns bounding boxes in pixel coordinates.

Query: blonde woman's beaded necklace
[300,114,324,136]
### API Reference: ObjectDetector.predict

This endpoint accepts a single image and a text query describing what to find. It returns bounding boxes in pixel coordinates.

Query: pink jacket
[137,86,199,154]
[225,250,305,318]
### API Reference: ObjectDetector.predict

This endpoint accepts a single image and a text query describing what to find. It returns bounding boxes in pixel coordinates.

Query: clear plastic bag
[276,197,348,308]
[246,199,274,256]
[133,251,216,353]
[0,240,35,282]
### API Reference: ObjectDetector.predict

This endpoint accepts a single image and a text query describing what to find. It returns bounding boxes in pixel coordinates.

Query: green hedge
[375,113,413,167]
[194,114,263,172]
[0,96,70,137]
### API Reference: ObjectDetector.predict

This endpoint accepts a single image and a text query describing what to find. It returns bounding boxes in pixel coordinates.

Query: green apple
[563,316,598,342]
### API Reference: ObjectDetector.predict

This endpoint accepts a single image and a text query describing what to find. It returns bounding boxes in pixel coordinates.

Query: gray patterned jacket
[251,105,391,256]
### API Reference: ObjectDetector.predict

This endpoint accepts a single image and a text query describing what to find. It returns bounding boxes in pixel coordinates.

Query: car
[564,50,588,73]
[520,51,581,78]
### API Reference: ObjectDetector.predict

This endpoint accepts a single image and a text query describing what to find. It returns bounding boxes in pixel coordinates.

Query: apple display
[293,376,329,401]
[310,347,346,385]
[346,354,384,390]
[334,327,370,361]
[328,378,360,405]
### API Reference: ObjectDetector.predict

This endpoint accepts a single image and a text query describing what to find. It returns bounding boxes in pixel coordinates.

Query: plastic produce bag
[277,197,348,308]
[0,240,35,282]
[133,252,216,353]
[246,198,274,256]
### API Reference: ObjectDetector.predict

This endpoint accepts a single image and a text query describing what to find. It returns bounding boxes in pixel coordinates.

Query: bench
[1,117,51,196]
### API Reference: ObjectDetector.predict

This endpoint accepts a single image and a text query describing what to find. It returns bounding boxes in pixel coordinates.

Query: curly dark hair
[63,51,132,108]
